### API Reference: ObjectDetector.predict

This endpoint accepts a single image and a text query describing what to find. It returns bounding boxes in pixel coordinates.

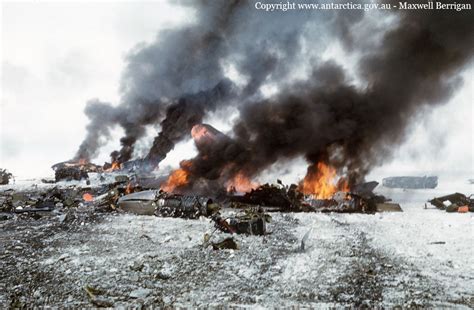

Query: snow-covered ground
[1,179,473,307]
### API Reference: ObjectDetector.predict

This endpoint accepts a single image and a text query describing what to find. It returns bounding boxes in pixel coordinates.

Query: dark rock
[0,169,13,185]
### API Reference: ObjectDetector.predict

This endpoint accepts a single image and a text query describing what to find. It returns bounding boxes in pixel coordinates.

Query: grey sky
[1,1,472,180]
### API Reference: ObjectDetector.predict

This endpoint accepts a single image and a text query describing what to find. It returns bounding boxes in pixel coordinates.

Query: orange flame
[300,162,349,199]
[82,193,94,202]
[161,161,192,193]
[125,182,134,195]
[105,161,122,172]
[63,158,88,168]
[226,172,259,193]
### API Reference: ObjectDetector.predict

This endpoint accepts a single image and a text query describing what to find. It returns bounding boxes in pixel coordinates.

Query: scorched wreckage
[1,0,474,307]
[44,122,402,219]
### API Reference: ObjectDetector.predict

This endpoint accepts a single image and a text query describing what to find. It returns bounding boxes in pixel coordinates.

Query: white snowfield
[1,177,473,307]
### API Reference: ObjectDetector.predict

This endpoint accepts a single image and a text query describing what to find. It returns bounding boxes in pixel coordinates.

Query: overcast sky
[1,1,473,181]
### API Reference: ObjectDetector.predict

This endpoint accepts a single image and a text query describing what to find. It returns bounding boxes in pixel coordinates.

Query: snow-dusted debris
[1,181,473,307]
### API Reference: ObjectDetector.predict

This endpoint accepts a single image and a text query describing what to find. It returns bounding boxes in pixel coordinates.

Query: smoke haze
[2,1,472,184]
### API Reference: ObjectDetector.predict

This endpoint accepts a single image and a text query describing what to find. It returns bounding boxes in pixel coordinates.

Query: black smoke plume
[75,0,346,164]
[143,79,235,166]
[75,0,473,194]
[165,1,474,193]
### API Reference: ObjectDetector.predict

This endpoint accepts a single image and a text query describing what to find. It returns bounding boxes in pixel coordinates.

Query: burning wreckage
[1,154,401,238]
[1,116,414,252]
[1,0,474,306]
[5,118,473,252]
[115,179,400,232]
[5,124,393,228]
[52,160,120,183]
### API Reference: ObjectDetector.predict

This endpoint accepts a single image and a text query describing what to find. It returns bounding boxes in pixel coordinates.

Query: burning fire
[226,172,259,193]
[300,162,349,199]
[82,193,94,202]
[161,161,192,193]
[62,158,88,168]
[161,169,189,192]
[125,182,134,195]
[104,161,122,172]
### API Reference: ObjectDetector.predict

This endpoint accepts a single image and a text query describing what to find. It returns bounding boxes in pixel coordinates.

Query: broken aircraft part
[429,193,474,212]
[117,190,219,218]
[375,203,403,212]
[155,194,218,219]
[54,167,89,182]
[212,208,269,235]
[117,190,159,215]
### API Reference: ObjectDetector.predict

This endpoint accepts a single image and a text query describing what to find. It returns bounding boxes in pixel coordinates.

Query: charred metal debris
[2,172,399,224]
[52,161,102,182]
[3,162,472,254]
[0,176,135,215]
[428,193,474,213]
[228,181,401,214]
